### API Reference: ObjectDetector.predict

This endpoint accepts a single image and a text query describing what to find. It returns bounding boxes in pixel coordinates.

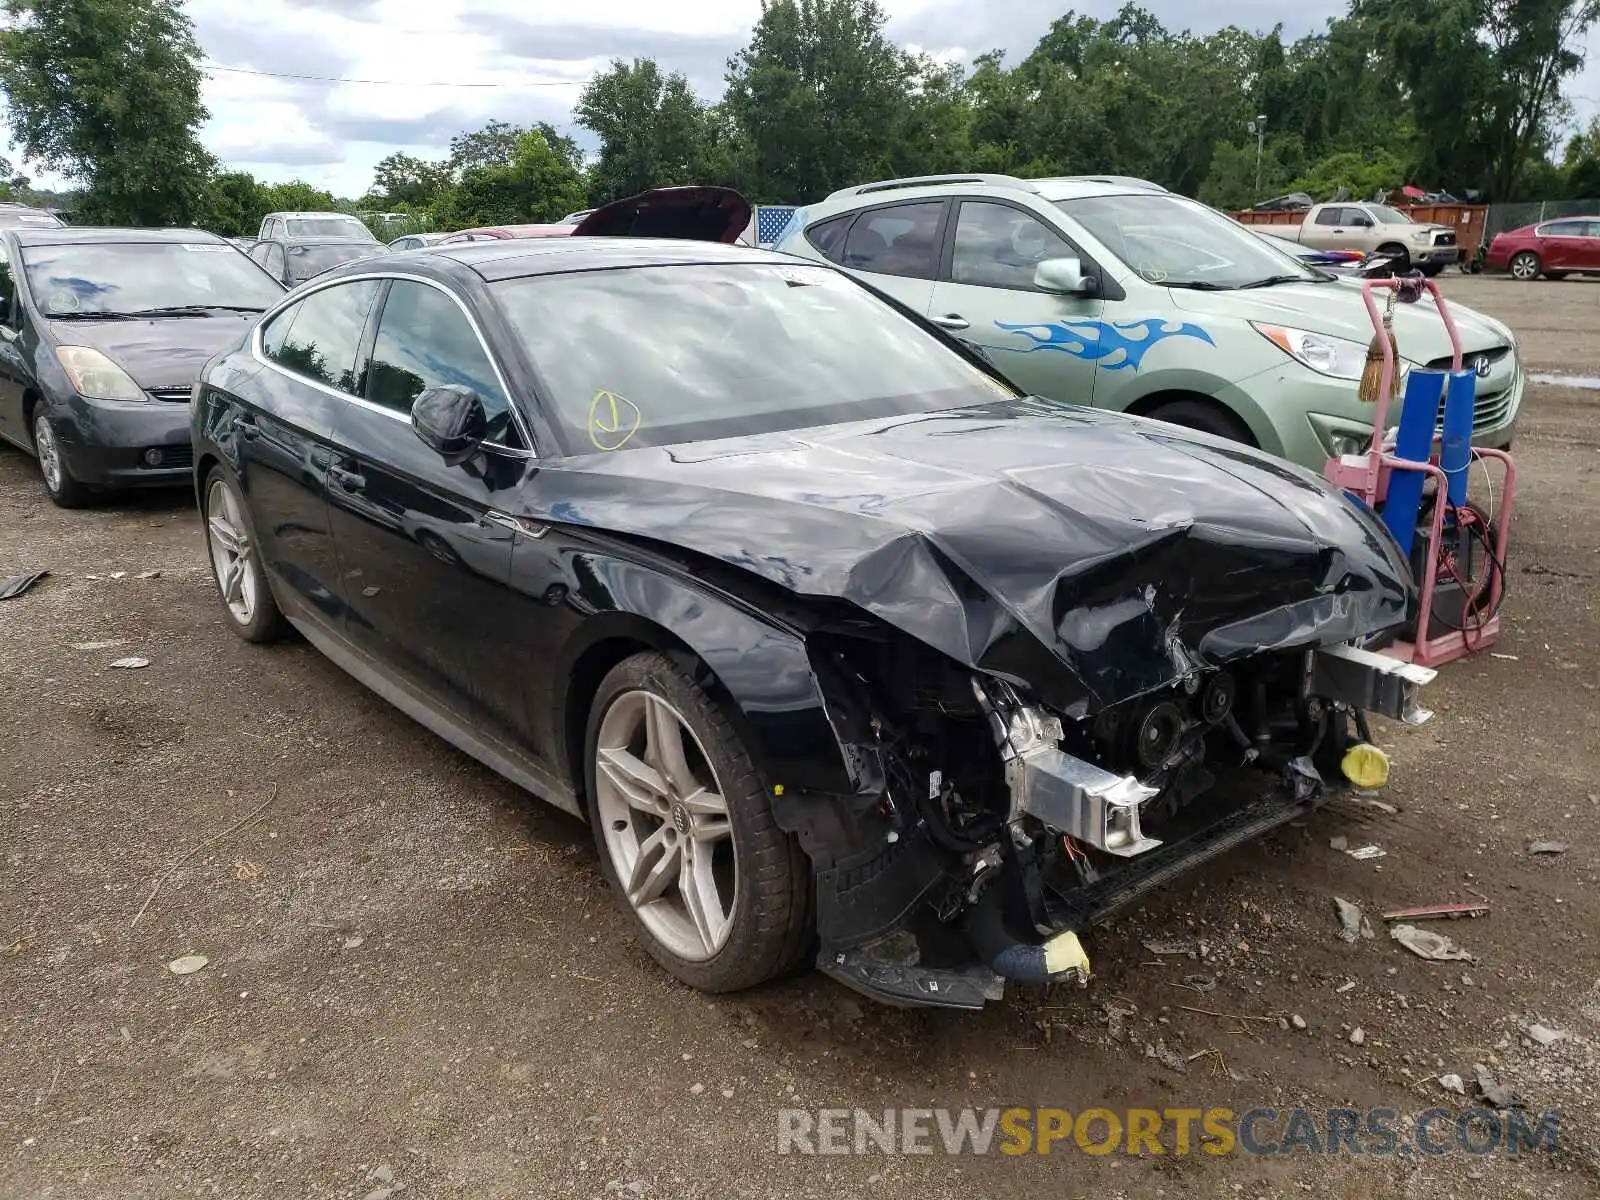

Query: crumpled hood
[1169,280,1510,364]
[46,314,254,390]
[572,186,751,243]
[529,399,1414,714]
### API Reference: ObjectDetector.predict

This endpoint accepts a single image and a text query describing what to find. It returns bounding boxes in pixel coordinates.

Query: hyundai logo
[1472,355,1493,379]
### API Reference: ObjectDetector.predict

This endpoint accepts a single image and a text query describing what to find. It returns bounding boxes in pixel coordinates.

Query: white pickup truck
[1237,202,1460,275]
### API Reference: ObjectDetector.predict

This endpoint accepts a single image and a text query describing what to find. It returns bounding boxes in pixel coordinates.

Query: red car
[437,222,571,244]
[1486,215,1600,280]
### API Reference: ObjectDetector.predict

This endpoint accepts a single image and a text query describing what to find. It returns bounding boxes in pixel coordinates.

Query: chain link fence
[1483,199,1600,240]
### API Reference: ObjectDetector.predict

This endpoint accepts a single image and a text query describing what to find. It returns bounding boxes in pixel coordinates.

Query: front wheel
[1376,243,1410,273]
[1510,251,1541,281]
[1146,399,1254,445]
[33,413,92,508]
[585,651,810,993]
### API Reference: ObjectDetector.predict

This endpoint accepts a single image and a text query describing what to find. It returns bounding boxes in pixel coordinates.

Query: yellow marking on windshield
[588,389,642,451]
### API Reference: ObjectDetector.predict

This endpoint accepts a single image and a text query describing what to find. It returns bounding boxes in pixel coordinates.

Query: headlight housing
[1252,322,1411,385]
[55,346,146,401]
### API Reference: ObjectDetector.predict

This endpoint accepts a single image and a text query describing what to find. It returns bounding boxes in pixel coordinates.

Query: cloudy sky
[12,0,1600,198]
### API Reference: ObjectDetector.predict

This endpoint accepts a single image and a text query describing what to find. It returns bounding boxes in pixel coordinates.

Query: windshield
[286,243,382,281]
[286,216,372,238]
[493,263,1014,454]
[1369,206,1415,225]
[0,210,64,229]
[23,242,285,317]
[1055,193,1322,289]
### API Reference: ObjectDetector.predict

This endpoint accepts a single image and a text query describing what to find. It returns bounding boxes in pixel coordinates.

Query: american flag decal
[755,205,799,246]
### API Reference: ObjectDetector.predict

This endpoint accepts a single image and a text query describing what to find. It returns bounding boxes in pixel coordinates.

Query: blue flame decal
[994,317,1214,371]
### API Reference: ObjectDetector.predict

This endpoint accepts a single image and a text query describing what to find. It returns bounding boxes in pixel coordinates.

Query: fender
[546,538,868,802]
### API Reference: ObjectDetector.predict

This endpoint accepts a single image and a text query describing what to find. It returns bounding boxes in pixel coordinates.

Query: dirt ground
[2,275,1598,1200]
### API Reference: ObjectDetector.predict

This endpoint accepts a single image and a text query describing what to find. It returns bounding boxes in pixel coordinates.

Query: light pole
[1247,114,1268,200]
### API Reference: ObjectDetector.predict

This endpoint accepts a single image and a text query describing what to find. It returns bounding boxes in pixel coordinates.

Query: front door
[236,278,382,624]
[927,199,1106,405]
[0,241,29,446]
[320,277,542,751]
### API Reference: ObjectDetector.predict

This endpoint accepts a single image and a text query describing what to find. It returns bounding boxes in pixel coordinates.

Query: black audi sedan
[0,226,285,505]
[191,238,1431,1009]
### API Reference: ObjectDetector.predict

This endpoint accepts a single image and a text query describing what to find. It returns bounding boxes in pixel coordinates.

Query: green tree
[448,119,524,174]
[439,128,585,227]
[0,0,214,225]
[199,170,265,237]
[1352,0,1600,197]
[576,57,717,203]
[723,0,947,202]
[366,152,451,209]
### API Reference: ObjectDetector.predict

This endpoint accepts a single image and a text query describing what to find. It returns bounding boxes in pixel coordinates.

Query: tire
[1146,399,1255,445]
[201,465,287,643]
[584,650,810,993]
[1376,243,1410,273]
[1510,251,1541,281]
[32,412,93,508]
[1418,262,1444,277]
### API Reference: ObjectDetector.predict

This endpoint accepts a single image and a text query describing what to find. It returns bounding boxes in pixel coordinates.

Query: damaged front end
[798,628,1433,1010]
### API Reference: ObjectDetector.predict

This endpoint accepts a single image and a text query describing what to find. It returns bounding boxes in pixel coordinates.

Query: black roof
[8,225,227,248]
[426,237,785,282]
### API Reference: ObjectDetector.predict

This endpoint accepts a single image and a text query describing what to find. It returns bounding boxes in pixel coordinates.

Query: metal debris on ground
[1142,938,1192,957]
[1390,923,1474,961]
[1527,1024,1568,1046]
[1527,840,1570,855]
[1333,896,1375,942]
[1474,1064,1523,1110]
[1346,844,1387,860]
[71,640,126,651]
[167,955,209,975]
[1335,980,1357,994]
[0,570,48,600]
[1148,1039,1188,1074]
[109,656,150,670]
[1490,653,1519,661]
[1381,902,1490,922]
[1342,792,1400,815]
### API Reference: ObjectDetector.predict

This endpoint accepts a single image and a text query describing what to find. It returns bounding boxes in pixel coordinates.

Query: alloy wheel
[33,415,62,493]
[206,477,260,626]
[1510,253,1539,281]
[594,689,737,961]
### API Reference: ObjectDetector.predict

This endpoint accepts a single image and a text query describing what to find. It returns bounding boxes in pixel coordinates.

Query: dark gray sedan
[0,226,285,506]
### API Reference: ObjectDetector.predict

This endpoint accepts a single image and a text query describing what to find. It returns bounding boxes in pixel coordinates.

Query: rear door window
[840,201,944,278]
[804,215,853,264]
[261,280,381,395]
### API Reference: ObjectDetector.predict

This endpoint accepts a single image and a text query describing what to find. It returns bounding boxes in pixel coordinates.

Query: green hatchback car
[773,175,1521,469]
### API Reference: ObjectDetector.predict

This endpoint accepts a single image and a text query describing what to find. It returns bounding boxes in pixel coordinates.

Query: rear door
[926,198,1106,404]
[0,237,27,446]
[320,275,545,751]
[1580,221,1600,271]
[828,199,948,313]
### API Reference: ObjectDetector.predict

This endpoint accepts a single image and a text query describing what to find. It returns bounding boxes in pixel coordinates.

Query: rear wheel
[1510,251,1541,281]
[1146,399,1255,445]
[203,466,287,643]
[33,413,94,508]
[585,651,810,993]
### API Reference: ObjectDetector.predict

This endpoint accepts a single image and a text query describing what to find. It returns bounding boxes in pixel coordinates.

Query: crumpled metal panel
[523,399,1414,714]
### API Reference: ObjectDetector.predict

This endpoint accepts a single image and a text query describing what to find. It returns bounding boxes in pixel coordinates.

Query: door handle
[933,314,970,331]
[231,414,260,440]
[329,465,366,492]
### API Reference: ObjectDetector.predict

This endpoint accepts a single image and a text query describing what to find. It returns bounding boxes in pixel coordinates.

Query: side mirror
[1034,256,1093,296]
[412,384,487,466]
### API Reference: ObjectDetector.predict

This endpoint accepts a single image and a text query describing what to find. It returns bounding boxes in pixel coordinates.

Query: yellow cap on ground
[1341,742,1390,789]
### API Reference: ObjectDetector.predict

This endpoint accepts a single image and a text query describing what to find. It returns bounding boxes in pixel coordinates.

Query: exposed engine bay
[794,624,1434,1010]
